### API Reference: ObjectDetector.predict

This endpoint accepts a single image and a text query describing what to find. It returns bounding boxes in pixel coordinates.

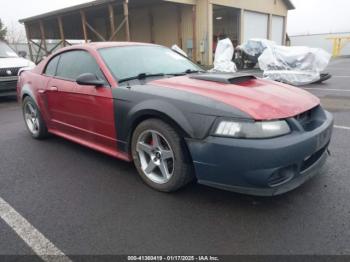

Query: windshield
[99,45,202,81]
[0,42,18,58]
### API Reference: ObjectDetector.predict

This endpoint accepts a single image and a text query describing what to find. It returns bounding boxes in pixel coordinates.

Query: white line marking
[303,88,350,92]
[0,197,71,262]
[335,125,350,131]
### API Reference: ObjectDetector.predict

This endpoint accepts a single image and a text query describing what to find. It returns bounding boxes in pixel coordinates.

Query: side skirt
[48,128,132,162]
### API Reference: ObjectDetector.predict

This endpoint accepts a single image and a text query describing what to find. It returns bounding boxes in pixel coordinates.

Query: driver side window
[55,50,107,84]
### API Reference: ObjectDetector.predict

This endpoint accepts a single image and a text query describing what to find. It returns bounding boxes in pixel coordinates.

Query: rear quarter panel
[18,69,51,125]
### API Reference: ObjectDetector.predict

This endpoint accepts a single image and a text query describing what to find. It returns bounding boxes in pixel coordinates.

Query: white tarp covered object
[239,38,276,57]
[259,45,331,86]
[211,38,237,73]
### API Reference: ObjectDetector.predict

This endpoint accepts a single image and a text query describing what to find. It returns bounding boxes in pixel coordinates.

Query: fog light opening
[268,166,296,188]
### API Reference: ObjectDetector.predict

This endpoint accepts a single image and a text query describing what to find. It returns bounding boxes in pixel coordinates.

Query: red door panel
[64,83,116,152]
[45,77,117,155]
[45,77,75,130]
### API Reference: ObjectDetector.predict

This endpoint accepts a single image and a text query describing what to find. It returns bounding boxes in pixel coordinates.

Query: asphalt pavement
[0,58,350,258]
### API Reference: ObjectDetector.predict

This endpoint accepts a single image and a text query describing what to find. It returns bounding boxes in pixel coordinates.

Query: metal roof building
[20,0,294,65]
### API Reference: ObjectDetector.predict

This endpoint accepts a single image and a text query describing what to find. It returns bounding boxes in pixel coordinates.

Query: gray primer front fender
[127,99,195,137]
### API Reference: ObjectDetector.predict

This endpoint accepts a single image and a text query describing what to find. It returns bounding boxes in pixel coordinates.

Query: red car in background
[17,42,334,196]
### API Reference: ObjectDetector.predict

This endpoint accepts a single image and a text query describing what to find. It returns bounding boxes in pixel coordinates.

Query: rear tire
[22,96,48,139]
[313,73,332,84]
[246,62,257,69]
[131,119,194,192]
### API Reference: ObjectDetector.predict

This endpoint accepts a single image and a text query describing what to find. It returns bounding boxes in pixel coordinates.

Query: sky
[288,0,350,35]
[0,0,349,38]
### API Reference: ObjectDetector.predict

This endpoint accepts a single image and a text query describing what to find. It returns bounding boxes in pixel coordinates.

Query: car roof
[59,42,157,52]
[38,42,160,76]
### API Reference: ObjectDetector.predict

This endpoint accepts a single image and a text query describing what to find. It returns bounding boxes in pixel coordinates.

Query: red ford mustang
[17,42,334,196]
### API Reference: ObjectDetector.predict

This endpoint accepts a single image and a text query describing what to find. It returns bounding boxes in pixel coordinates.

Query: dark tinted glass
[44,55,60,76]
[56,50,103,81]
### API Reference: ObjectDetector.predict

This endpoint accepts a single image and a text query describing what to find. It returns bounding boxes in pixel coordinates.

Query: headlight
[214,120,291,138]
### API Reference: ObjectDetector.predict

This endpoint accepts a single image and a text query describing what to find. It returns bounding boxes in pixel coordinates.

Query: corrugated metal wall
[109,2,193,55]
[153,4,179,47]
[181,5,194,56]
[129,8,152,43]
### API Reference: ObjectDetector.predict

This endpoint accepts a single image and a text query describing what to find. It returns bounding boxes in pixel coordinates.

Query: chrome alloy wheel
[24,102,40,136]
[136,130,175,184]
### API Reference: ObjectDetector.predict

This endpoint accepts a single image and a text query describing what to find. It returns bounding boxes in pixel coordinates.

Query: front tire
[234,58,244,70]
[131,119,194,192]
[22,96,48,139]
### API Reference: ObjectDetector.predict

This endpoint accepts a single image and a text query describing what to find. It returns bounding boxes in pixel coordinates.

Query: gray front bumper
[186,111,334,196]
[199,150,329,196]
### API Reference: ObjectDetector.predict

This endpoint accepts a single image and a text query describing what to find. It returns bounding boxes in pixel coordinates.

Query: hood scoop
[190,73,256,84]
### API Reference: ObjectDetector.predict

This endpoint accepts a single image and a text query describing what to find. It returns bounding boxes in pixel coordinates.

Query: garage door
[243,11,268,42]
[271,15,285,45]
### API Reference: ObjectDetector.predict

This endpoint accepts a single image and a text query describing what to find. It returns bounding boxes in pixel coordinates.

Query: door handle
[49,86,58,91]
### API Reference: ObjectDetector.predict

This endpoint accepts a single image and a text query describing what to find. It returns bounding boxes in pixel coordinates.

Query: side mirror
[76,73,105,87]
[18,51,27,58]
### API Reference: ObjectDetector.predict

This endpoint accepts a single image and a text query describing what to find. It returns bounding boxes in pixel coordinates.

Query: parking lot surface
[0,58,350,257]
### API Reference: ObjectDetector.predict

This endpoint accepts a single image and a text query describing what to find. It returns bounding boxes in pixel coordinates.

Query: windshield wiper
[118,70,205,83]
[168,69,205,76]
[118,73,165,83]
[185,69,204,74]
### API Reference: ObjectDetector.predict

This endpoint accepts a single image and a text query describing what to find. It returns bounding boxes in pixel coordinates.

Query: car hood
[0,57,35,69]
[151,75,320,120]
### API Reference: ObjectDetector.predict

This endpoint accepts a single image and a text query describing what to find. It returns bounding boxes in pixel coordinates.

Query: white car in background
[0,41,35,97]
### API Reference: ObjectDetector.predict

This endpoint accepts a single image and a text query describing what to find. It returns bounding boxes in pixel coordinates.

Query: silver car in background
[0,41,35,97]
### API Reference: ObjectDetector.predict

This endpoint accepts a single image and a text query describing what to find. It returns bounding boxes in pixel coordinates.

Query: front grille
[295,110,312,126]
[294,106,323,131]
[0,80,17,92]
[0,67,21,77]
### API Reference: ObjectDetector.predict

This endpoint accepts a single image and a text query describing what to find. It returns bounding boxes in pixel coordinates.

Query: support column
[192,5,197,62]
[177,5,182,48]
[194,1,211,65]
[123,0,130,41]
[283,14,287,45]
[149,8,155,43]
[39,21,48,55]
[57,16,65,47]
[239,9,244,44]
[108,4,116,40]
[207,3,213,65]
[268,14,273,40]
[24,24,34,62]
[80,10,88,43]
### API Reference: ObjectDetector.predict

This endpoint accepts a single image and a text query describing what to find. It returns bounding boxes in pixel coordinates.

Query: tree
[5,22,26,44]
[0,18,7,41]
